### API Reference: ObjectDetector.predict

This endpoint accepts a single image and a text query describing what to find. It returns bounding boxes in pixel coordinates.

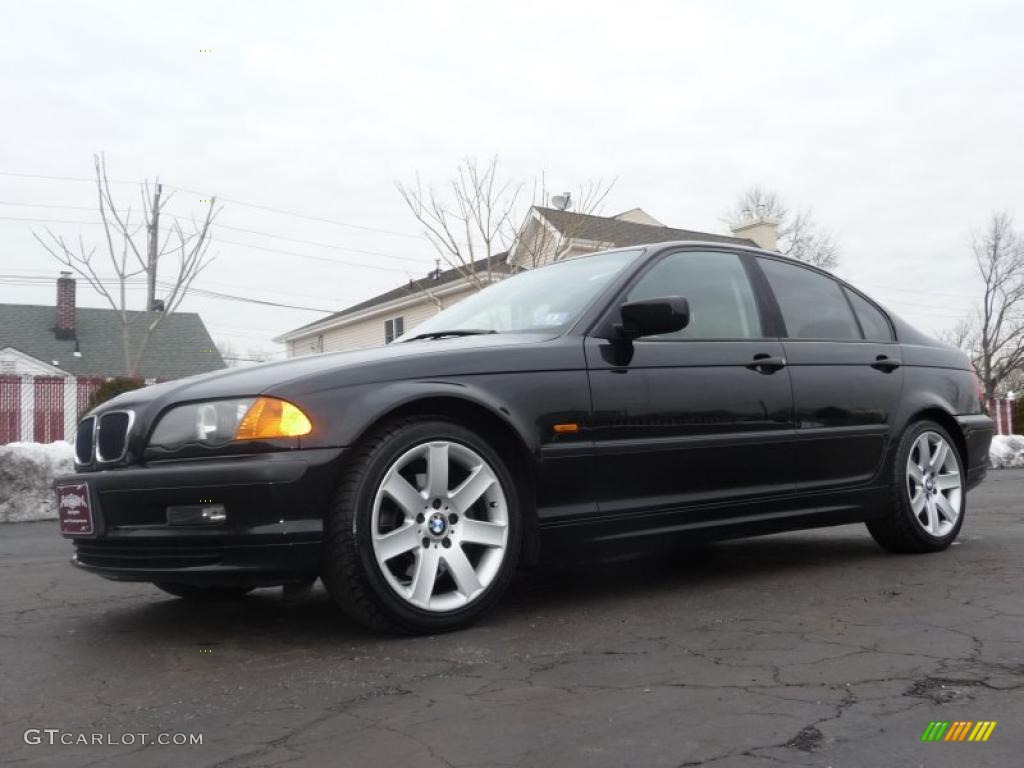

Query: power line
[164,183,425,240]
[196,220,427,264]
[211,235,412,274]
[0,171,429,240]
[857,281,976,300]
[179,284,335,313]
[0,200,98,211]
[0,267,350,305]
[0,201,432,266]
[0,213,433,274]
[0,272,335,313]
[0,214,100,225]
[0,171,138,184]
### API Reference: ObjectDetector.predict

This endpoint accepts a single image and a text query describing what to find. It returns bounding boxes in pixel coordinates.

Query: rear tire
[321,416,522,634]
[867,419,965,553]
[153,583,254,601]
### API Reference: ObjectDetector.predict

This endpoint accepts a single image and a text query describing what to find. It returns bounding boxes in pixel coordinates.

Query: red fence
[0,375,20,444]
[76,377,105,417]
[33,376,65,443]
[988,397,1017,436]
[0,374,108,445]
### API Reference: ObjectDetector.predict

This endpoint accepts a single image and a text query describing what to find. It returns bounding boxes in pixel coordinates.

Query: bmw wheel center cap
[428,512,448,537]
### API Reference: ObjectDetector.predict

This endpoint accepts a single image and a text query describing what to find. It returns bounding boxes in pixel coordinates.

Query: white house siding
[288,284,481,356]
[509,214,560,269]
[320,299,438,353]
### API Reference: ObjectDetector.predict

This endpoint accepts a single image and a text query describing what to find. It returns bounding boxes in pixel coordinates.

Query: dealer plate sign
[57,483,94,536]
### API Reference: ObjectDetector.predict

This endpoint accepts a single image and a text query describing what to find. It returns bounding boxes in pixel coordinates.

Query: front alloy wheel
[322,417,522,633]
[371,440,510,612]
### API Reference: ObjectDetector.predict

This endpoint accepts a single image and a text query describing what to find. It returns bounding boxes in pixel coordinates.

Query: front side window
[626,250,762,339]
[385,316,404,344]
[759,258,861,341]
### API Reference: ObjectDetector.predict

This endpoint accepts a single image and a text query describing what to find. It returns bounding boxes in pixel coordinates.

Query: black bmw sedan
[57,242,993,633]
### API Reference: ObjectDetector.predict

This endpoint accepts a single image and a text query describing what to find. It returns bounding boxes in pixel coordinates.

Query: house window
[384,316,404,344]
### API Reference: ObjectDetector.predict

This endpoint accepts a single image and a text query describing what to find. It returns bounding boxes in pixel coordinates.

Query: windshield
[402,249,644,339]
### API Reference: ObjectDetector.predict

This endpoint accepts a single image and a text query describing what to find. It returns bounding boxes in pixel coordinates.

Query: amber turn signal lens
[234,397,312,440]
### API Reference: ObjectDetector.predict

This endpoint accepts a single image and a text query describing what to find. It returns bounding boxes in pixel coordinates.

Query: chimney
[55,271,76,339]
[730,215,779,252]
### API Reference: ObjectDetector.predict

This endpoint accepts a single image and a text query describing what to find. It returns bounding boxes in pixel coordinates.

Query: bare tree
[508,173,616,268]
[938,317,978,352]
[725,185,840,270]
[396,156,520,291]
[959,212,1024,397]
[34,154,220,376]
[217,339,275,367]
[396,156,616,289]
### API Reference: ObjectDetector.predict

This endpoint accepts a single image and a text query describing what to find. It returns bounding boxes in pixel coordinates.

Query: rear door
[757,256,903,490]
[585,248,797,518]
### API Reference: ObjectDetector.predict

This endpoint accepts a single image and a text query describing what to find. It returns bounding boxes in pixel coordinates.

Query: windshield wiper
[402,329,497,342]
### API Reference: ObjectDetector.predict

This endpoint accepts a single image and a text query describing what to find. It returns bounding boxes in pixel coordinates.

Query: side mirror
[615,297,690,340]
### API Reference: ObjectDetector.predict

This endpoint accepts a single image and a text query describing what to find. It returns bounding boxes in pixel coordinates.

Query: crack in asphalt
[203,685,414,768]
[4,470,1024,767]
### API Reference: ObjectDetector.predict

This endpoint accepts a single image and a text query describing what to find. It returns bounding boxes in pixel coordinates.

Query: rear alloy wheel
[322,417,522,633]
[867,420,965,553]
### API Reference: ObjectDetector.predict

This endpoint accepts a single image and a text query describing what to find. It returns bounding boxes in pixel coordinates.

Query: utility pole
[146,182,162,311]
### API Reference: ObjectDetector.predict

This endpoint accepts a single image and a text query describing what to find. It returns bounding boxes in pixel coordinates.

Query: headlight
[148,397,312,450]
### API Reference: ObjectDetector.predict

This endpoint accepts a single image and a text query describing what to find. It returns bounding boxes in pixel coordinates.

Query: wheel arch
[346,390,542,566]
[907,406,968,468]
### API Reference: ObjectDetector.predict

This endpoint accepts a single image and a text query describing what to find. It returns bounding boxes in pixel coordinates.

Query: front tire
[867,420,965,553]
[321,416,522,634]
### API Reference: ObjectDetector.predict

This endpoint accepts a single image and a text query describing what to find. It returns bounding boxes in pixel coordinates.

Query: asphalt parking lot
[2,470,1023,768]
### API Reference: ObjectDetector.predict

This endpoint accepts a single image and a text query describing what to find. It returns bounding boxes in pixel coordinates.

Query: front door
[585,248,797,519]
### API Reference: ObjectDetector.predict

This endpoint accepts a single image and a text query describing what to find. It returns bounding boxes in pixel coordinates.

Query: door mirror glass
[617,297,690,339]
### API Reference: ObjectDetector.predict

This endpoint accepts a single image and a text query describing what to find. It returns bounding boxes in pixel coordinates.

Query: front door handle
[871,355,902,372]
[746,354,787,374]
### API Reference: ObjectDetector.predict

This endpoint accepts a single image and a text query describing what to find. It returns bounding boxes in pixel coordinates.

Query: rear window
[759,258,861,341]
[845,289,894,342]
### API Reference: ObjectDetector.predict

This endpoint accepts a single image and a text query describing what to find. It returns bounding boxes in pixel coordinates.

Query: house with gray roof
[508,206,763,268]
[275,206,778,357]
[275,256,513,357]
[0,273,224,443]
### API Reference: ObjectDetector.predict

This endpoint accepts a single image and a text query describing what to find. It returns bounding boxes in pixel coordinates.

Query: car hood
[92,332,565,414]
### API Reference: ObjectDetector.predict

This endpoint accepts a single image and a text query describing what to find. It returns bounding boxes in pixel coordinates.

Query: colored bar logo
[921,721,997,742]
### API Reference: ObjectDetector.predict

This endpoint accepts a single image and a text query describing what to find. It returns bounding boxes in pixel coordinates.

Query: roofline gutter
[273,273,507,343]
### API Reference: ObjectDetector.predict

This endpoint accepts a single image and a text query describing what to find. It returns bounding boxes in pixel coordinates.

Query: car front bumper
[56,447,344,586]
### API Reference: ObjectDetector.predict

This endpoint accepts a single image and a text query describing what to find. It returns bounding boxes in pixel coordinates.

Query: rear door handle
[746,354,787,374]
[871,355,902,372]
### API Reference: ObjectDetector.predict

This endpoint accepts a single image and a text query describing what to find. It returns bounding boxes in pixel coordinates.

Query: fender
[879,364,980,481]
[293,376,555,457]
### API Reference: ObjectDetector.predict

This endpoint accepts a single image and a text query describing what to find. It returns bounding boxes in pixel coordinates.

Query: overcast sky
[2,0,1022,359]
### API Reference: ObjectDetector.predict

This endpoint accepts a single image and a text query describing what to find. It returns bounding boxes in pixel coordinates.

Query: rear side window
[759,258,861,340]
[627,251,762,339]
[845,289,893,342]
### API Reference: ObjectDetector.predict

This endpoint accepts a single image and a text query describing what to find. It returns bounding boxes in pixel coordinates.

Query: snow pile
[990,435,1024,469]
[0,441,74,523]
